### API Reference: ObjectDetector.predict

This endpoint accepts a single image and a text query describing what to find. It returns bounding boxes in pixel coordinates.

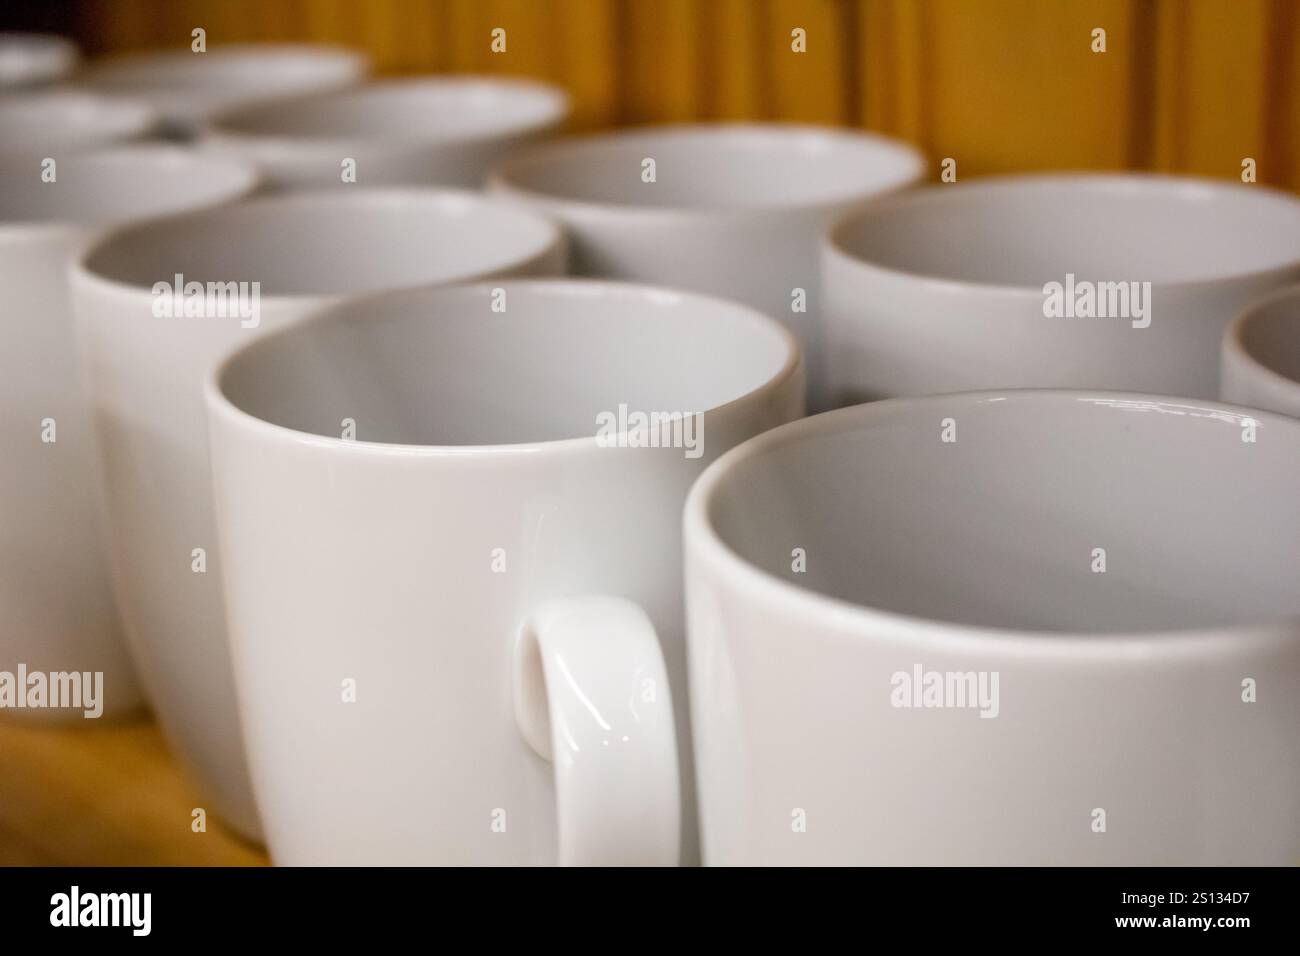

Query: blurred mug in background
[0,32,78,89]
[490,123,924,411]
[70,188,565,839]
[201,76,570,191]
[77,42,369,138]
[0,144,258,723]
[823,174,1300,405]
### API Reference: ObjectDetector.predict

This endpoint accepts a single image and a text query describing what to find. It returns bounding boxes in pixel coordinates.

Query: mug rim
[203,74,571,150]
[488,121,926,219]
[684,388,1300,655]
[1222,281,1300,402]
[0,143,259,237]
[72,185,565,300]
[824,171,1300,296]
[78,42,370,124]
[204,277,803,457]
[81,41,369,83]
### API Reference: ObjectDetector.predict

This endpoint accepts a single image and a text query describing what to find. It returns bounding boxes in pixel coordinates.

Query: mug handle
[512,596,681,866]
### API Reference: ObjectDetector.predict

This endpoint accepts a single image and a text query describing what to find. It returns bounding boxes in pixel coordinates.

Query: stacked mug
[1,37,1298,867]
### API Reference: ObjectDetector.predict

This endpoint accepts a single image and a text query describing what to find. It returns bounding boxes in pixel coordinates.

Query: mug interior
[0,91,153,149]
[80,190,557,295]
[213,77,567,142]
[704,393,1300,633]
[833,176,1300,286]
[1233,289,1300,384]
[0,147,254,226]
[216,282,794,446]
[494,125,922,210]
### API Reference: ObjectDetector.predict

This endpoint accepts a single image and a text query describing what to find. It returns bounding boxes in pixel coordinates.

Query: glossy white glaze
[0,146,257,723]
[686,390,1300,865]
[206,279,803,864]
[514,596,680,866]
[71,189,565,839]
[489,123,925,411]
[823,175,1300,404]
[201,76,570,191]
[78,43,369,137]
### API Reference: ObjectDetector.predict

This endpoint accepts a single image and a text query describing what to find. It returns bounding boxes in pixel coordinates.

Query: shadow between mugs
[1220,282,1300,418]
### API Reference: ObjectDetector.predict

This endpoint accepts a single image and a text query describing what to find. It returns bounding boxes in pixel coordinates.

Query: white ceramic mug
[489,123,924,410]
[71,189,565,839]
[206,279,803,865]
[0,89,156,156]
[823,174,1300,405]
[0,146,257,722]
[1220,283,1300,418]
[79,43,369,138]
[0,32,79,89]
[202,76,570,191]
[685,390,1300,865]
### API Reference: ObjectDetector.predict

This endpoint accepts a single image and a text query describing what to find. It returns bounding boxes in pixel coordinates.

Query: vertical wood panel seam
[916,0,934,158]
[1126,0,1158,169]
[754,0,774,120]
[877,0,897,132]
[697,0,717,120]
[839,0,861,127]
[1168,0,1190,170]
[1263,0,1297,187]
[611,0,633,124]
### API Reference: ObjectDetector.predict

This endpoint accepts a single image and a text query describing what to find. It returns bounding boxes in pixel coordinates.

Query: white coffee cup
[202,76,570,191]
[205,279,803,865]
[685,390,1300,865]
[71,189,565,839]
[0,32,79,89]
[79,43,369,138]
[0,146,258,722]
[0,89,156,156]
[823,174,1300,405]
[1220,283,1300,418]
[489,123,924,410]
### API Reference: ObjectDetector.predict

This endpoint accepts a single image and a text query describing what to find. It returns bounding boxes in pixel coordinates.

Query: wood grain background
[58,0,1299,190]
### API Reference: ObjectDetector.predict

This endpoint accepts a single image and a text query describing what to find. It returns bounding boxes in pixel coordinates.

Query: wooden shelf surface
[0,714,268,867]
